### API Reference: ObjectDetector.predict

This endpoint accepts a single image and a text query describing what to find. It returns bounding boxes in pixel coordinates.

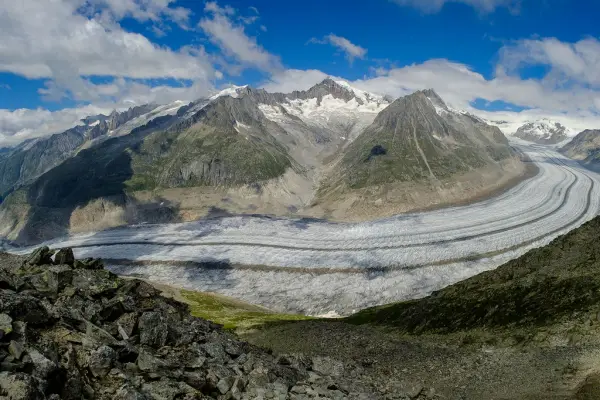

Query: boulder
[137,349,167,372]
[83,321,119,348]
[71,269,121,297]
[24,247,54,266]
[138,311,168,348]
[0,372,43,400]
[115,312,138,339]
[217,376,236,394]
[0,313,13,334]
[53,248,75,266]
[8,341,24,360]
[89,345,116,378]
[202,342,228,361]
[0,292,51,325]
[26,348,58,381]
[29,265,73,295]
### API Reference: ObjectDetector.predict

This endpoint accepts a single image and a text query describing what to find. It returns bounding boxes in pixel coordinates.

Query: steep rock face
[324,89,514,190]
[0,105,164,200]
[0,248,369,399]
[513,119,573,144]
[560,129,600,171]
[289,78,357,104]
[106,104,158,130]
[129,95,294,189]
[0,94,296,242]
[0,126,89,198]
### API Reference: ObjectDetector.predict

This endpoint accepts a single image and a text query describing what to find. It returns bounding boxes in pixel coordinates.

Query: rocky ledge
[0,247,372,400]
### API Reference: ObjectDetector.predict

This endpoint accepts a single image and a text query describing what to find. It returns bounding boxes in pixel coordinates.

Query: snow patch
[234,121,251,132]
[106,101,186,138]
[259,93,388,142]
[209,85,248,101]
[334,80,387,104]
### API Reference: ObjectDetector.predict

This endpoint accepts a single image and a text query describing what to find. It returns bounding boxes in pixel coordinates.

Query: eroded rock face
[0,249,377,399]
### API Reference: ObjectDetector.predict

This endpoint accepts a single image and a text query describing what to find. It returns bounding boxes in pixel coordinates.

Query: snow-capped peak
[516,119,575,138]
[512,118,576,144]
[209,85,248,101]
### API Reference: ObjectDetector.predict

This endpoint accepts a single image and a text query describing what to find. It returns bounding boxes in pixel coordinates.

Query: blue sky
[1,0,600,145]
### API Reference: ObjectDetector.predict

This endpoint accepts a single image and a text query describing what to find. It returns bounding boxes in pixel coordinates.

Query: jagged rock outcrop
[106,105,158,131]
[0,248,372,399]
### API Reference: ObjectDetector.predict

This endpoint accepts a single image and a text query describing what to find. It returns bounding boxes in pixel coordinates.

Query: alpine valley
[0,79,529,244]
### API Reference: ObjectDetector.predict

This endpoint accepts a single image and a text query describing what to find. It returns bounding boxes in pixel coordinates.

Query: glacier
[11,139,600,316]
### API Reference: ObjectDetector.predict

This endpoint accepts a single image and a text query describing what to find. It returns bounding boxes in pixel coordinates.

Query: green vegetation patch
[126,124,292,191]
[181,289,313,331]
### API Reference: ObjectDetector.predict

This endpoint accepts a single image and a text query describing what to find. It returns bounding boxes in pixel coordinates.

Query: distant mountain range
[0,79,527,243]
[513,118,574,144]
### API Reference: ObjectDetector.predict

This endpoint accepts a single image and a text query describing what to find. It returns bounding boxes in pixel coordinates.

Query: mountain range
[0,79,528,243]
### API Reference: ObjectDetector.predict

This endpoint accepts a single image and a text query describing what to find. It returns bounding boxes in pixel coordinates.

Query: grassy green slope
[339,123,490,189]
[181,289,313,331]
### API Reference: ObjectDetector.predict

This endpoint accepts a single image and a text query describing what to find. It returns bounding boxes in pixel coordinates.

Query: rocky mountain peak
[374,89,441,127]
[421,89,448,110]
[297,78,358,105]
[105,104,156,130]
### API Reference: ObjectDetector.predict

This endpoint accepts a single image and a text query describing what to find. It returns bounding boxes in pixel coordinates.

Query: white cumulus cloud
[499,37,600,89]
[199,2,281,73]
[310,34,368,63]
[0,105,111,147]
[0,0,213,81]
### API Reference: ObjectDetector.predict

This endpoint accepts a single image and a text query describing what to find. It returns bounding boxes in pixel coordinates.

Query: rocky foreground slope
[0,247,412,400]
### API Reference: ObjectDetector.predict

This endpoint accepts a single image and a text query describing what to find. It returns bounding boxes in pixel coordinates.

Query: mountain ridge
[0,81,528,243]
